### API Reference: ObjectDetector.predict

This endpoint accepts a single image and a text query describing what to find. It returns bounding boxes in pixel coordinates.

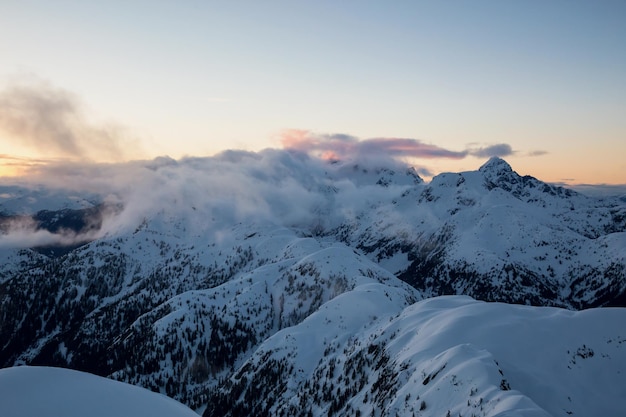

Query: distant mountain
[0,184,99,215]
[339,157,626,309]
[0,152,624,415]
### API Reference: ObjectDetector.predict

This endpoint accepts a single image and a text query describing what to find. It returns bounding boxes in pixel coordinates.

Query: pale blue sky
[1,1,625,183]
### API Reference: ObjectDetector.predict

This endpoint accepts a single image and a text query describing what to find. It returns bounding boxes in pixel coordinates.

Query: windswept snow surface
[208,295,626,417]
[0,366,198,417]
[383,297,626,417]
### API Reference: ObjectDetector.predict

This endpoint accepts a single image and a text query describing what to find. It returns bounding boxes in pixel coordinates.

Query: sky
[0,1,625,184]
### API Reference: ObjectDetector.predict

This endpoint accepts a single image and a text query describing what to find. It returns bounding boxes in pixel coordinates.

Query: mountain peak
[478,157,513,175]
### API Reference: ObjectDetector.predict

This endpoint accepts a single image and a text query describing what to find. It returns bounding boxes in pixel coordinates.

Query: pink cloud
[280,129,358,160]
[360,138,468,159]
[280,129,469,160]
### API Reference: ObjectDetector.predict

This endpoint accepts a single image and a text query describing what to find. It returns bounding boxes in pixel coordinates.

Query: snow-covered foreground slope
[207,295,626,417]
[0,366,198,417]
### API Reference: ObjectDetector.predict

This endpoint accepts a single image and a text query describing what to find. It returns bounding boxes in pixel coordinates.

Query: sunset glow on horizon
[1,1,624,186]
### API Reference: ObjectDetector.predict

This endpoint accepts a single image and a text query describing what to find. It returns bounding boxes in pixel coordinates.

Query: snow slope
[0,366,198,417]
[207,295,626,417]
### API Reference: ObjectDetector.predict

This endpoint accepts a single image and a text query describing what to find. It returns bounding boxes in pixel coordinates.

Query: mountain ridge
[0,152,625,415]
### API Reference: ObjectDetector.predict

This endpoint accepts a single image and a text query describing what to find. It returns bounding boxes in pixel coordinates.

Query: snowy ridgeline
[204,294,626,417]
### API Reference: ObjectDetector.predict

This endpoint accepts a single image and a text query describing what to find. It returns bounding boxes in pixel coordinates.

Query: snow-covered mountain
[206,295,626,417]
[341,156,626,309]
[0,151,625,415]
[0,366,198,417]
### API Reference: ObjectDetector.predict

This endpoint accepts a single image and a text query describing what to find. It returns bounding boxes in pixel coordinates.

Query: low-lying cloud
[0,109,547,251]
[0,145,619,252]
[0,149,422,249]
[0,221,99,250]
[0,210,106,249]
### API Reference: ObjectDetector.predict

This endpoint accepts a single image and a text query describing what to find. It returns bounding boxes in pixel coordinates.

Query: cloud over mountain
[279,129,516,162]
[0,150,404,248]
[468,143,514,158]
[0,78,138,162]
[280,129,469,161]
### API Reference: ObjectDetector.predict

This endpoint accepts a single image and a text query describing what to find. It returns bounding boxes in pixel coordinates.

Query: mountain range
[1,152,625,416]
